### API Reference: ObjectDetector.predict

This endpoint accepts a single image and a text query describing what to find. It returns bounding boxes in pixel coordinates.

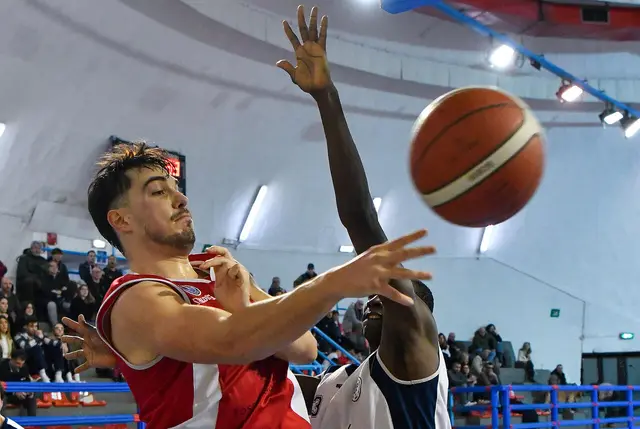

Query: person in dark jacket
[0,349,37,417]
[47,248,69,286]
[69,284,98,322]
[486,323,504,365]
[15,242,48,306]
[100,255,123,297]
[293,263,317,288]
[0,278,20,324]
[470,327,497,361]
[78,250,97,286]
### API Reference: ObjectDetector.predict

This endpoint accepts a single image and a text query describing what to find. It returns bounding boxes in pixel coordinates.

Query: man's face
[112,167,195,253]
[0,299,8,313]
[557,365,563,373]
[87,251,96,264]
[478,327,486,336]
[48,261,58,276]
[30,242,42,255]
[52,253,62,262]
[91,266,103,281]
[107,255,117,268]
[453,362,461,372]
[1,278,12,294]
[272,277,280,287]
[26,322,37,336]
[10,358,25,369]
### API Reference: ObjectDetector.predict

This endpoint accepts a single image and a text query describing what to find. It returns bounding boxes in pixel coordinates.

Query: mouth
[174,214,192,223]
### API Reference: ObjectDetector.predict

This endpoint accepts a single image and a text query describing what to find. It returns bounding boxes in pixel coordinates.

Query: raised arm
[106,232,432,366]
[277,5,439,380]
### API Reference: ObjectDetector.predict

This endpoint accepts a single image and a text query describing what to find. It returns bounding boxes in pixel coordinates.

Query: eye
[152,190,165,196]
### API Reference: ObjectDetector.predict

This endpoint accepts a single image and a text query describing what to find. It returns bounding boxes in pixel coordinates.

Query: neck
[0,413,5,425]
[126,241,196,279]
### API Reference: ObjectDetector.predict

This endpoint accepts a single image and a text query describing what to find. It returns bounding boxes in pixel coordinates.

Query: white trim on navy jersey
[2,417,25,429]
[312,349,451,429]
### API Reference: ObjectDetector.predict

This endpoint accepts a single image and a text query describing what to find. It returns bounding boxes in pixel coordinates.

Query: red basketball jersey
[96,254,310,429]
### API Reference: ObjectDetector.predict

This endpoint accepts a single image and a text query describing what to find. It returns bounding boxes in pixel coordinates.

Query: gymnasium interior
[0,0,638,427]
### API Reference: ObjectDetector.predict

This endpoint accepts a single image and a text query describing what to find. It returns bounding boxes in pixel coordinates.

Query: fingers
[297,5,309,42]
[379,229,428,251]
[64,350,84,361]
[318,15,328,51]
[308,6,318,41]
[377,284,414,307]
[61,335,83,346]
[74,361,90,374]
[283,20,301,51]
[276,60,296,80]
[200,256,234,271]
[61,317,82,334]
[205,246,232,259]
[385,267,433,281]
[387,246,436,265]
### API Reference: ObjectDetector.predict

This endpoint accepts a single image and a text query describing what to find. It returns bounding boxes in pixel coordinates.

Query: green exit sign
[550,309,561,318]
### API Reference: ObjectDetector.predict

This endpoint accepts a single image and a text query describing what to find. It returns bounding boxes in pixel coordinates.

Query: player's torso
[98,261,309,429]
[311,351,451,429]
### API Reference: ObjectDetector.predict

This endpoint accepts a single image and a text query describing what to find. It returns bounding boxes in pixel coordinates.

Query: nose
[173,189,189,209]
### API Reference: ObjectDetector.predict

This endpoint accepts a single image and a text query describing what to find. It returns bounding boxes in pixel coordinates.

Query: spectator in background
[0,316,14,359]
[14,304,35,335]
[516,342,535,382]
[0,260,6,279]
[268,277,285,296]
[486,323,504,364]
[39,261,62,326]
[101,256,123,296]
[551,364,567,385]
[14,317,64,382]
[69,284,98,322]
[85,266,104,302]
[15,242,48,307]
[439,333,452,368]
[0,277,19,323]
[315,311,341,354]
[448,361,467,388]
[471,349,491,377]
[0,349,36,417]
[51,323,80,382]
[293,263,317,288]
[0,384,25,428]
[342,300,366,353]
[0,300,13,335]
[470,327,497,361]
[78,250,97,286]
[47,248,69,286]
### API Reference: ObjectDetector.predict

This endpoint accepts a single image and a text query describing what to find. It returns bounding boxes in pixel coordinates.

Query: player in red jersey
[62,145,434,429]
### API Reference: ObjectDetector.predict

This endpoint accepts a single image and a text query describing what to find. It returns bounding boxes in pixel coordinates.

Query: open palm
[62,314,116,373]
[277,5,331,94]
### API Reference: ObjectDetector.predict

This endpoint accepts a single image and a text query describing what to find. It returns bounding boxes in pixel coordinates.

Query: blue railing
[450,384,640,429]
[312,326,361,365]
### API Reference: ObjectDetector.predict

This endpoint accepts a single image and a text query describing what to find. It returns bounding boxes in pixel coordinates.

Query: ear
[107,208,133,234]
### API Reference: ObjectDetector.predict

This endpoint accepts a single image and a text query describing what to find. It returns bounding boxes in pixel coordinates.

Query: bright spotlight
[556,82,583,103]
[488,44,515,69]
[622,115,640,139]
[339,245,354,253]
[0,123,5,138]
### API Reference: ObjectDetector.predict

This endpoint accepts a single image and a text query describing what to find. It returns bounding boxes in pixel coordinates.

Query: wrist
[311,84,337,103]
[310,270,345,302]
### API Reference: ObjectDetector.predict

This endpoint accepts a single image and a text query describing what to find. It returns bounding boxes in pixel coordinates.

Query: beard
[145,223,196,252]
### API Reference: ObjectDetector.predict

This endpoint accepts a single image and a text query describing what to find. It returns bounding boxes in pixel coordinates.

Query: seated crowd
[0,242,124,416]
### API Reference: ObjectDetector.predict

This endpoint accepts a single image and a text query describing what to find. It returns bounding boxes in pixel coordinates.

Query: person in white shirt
[283,6,452,428]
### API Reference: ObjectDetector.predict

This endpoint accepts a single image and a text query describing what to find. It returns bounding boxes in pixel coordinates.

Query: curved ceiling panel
[417,0,640,40]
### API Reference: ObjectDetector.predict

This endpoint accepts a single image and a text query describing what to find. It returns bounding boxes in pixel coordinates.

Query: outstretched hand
[61,314,116,373]
[277,5,332,94]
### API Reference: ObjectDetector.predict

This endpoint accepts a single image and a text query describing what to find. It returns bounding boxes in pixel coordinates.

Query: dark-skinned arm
[313,85,439,380]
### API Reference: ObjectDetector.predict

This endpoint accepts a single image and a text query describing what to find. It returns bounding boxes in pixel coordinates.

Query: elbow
[292,341,318,365]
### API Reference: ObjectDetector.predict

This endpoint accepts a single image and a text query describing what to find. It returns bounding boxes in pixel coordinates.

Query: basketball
[409,86,545,227]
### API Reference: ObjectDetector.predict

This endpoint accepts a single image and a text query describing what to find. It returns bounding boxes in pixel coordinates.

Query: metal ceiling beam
[381,0,640,118]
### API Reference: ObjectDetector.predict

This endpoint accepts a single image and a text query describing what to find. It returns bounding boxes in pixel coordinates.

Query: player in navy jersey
[280,6,450,429]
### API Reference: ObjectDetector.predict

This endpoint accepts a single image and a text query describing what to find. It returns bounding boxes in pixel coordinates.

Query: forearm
[202,274,338,364]
[314,86,387,252]
[249,278,318,364]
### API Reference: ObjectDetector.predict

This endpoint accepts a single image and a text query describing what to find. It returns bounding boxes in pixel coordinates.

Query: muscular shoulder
[111,280,183,323]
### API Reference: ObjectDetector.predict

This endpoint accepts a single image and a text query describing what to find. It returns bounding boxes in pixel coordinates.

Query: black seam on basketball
[423,112,526,196]
[431,133,539,209]
[412,102,516,175]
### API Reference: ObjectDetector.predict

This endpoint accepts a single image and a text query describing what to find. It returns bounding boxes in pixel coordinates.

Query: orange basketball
[409,86,545,227]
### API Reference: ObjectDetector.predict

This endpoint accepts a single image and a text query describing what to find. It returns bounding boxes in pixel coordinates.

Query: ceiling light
[599,106,623,126]
[556,82,583,103]
[488,44,515,69]
[92,239,106,249]
[339,245,354,253]
[621,114,640,139]
[0,123,5,138]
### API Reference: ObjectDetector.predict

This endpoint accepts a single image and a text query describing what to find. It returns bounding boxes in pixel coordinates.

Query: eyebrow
[142,175,170,190]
